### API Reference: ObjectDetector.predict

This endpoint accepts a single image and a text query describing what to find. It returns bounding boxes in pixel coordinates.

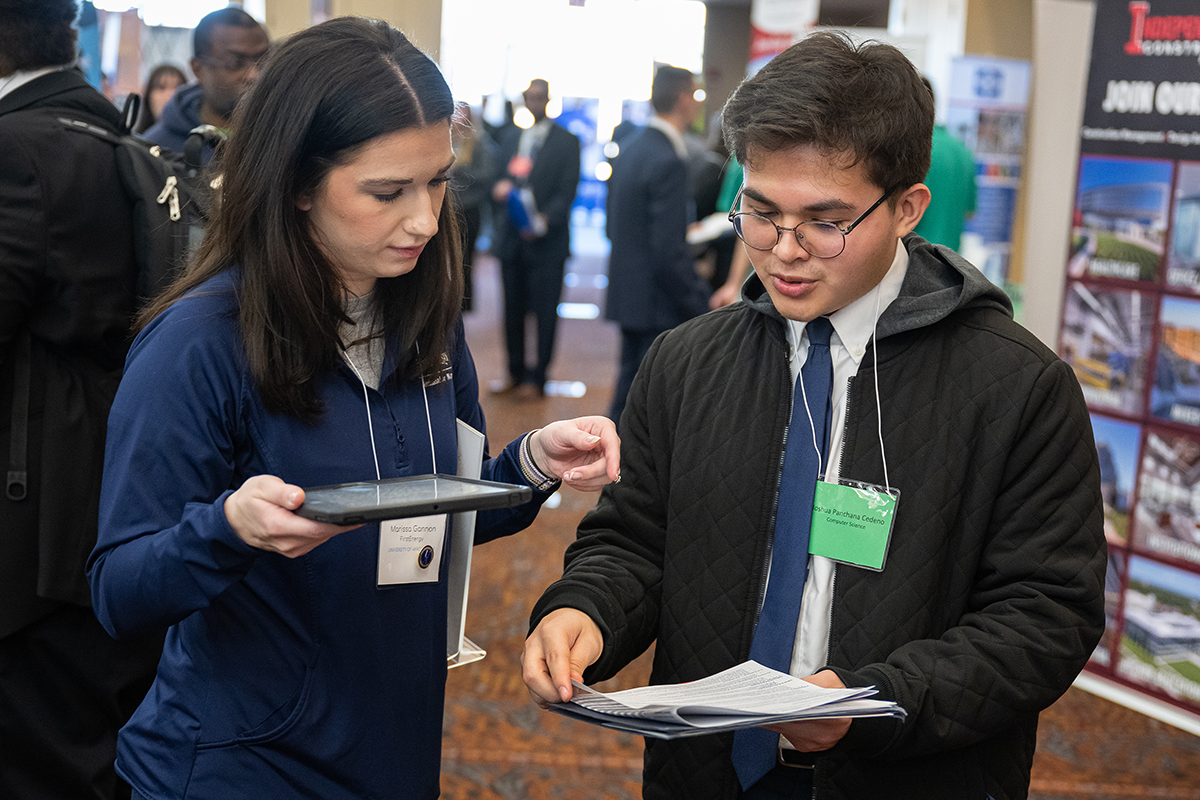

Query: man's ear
[893,183,931,237]
[189,56,204,84]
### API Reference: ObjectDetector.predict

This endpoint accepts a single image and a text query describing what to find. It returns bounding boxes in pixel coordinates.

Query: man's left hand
[528,417,621,492]
[764,670,853,751]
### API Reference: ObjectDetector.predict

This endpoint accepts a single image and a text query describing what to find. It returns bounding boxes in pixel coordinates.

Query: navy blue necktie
[732,316,834,791]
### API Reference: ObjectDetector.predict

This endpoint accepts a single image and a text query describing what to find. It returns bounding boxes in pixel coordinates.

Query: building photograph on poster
[1065,0,1200,735]
[1093,412,1142,546]
[1133,426,1200,567]
[1094,550,1127,669]
[1166,161,1200,293]
[1059,282,1153,415]
[1151,295,1200,427]
[1116,556,1200,706]
[1090,411,1140,670]
[1069,155,1173,283]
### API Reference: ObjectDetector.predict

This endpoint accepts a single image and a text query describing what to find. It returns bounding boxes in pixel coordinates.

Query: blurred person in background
[709,155,753,309]
[132,63,185,135]
[450,101,499,311]
[0,1,163,797]
[142,6,268,164]
[912,76,977,252]
[604,64,710,425]
[490,78,581,399]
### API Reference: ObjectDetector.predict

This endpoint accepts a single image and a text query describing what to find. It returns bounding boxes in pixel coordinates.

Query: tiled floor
[441,248,1200,799]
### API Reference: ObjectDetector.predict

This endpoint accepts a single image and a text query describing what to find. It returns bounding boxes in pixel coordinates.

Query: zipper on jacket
[835,376,853,478]
[757,407,789,622]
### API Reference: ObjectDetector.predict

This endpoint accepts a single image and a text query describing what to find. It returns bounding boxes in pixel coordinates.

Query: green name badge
[808,479,899,571]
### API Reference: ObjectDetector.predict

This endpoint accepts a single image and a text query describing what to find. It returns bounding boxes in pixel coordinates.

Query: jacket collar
[0,68,92,116]
[0,66,61,103]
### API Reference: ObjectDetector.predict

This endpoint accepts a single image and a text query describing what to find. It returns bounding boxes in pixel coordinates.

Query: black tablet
[295,474,533,525]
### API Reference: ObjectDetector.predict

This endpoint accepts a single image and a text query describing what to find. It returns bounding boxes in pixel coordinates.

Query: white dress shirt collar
[0,66,65,102]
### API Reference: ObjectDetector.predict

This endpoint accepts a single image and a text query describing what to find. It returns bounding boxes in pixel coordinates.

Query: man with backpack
[0,2,163,797]
[142,6,269,165]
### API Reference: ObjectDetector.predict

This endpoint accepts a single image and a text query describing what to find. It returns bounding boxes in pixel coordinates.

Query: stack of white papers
[549,660,905,740]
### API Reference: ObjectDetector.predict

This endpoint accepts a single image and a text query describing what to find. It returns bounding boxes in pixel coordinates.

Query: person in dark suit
[490,79,581,399]
[603,65,710,424]
[0,2,163,797]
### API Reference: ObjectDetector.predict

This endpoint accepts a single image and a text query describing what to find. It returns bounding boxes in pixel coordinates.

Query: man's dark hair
[722,31,933,195]
[194,6,260,60]
[651,65,694,115]
[0,0,78,74]
[142,16,461,423]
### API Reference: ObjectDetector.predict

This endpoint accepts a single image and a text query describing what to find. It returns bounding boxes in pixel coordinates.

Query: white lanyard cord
[415,342,438,475]
[791,280,891,492]
[793,340,825,477]
[870,283,891,492]
[342,341,438,481]
[343,350,382,481]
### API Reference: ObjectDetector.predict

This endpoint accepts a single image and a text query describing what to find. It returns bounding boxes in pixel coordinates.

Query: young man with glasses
[524,32,1105,800]
[143,7,268,164]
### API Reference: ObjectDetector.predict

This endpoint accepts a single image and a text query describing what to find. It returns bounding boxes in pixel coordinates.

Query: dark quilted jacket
[531,235,1106,800]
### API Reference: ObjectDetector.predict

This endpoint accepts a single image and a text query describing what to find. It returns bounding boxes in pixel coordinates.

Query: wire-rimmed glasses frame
[727,186,895,259]
[199,50,269,75]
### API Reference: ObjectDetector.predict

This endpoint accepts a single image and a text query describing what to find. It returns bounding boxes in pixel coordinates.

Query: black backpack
[58,94,224,300]
[8,99,224,503]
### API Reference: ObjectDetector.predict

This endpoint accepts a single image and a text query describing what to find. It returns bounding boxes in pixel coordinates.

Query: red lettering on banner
[1127,1,1150,54]
[1126,2,1200,54]
[750,25,796,61]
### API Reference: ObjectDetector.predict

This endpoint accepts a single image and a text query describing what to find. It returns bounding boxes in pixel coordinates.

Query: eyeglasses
[727,187,894,259]
[201,51,268,74]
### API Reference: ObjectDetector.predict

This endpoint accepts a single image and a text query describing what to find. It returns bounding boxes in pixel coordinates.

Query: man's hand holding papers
[764,668,853,751]
[522,607,604,705]
[540,660,905,742]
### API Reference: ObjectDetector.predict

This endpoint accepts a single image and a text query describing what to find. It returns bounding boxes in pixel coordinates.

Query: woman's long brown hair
[139,17,463,423]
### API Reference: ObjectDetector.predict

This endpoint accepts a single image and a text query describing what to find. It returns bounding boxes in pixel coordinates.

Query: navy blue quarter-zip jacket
[88,270,550,799]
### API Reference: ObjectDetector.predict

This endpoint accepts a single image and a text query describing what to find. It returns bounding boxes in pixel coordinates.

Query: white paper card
[447,420,485,663]
[377,514,447,585]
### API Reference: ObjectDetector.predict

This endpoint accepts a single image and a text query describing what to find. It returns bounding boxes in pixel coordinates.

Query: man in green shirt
[913,77,977,251]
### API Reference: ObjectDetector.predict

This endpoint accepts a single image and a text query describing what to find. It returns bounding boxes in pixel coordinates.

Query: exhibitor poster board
[947,55,1030,298]
[1058,0,1200,732]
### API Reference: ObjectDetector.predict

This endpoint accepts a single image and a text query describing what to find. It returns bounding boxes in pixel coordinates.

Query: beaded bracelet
[519,430,561,492]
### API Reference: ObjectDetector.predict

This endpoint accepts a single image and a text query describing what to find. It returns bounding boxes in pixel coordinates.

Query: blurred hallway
[441,241,1200,800]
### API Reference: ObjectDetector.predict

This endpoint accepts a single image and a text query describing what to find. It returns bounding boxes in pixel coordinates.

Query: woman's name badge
[808,479,899,571]
[378,514,447,586]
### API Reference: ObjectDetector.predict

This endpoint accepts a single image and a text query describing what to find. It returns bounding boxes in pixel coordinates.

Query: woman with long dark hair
[87,17,618,800]
[132,63,185,134]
